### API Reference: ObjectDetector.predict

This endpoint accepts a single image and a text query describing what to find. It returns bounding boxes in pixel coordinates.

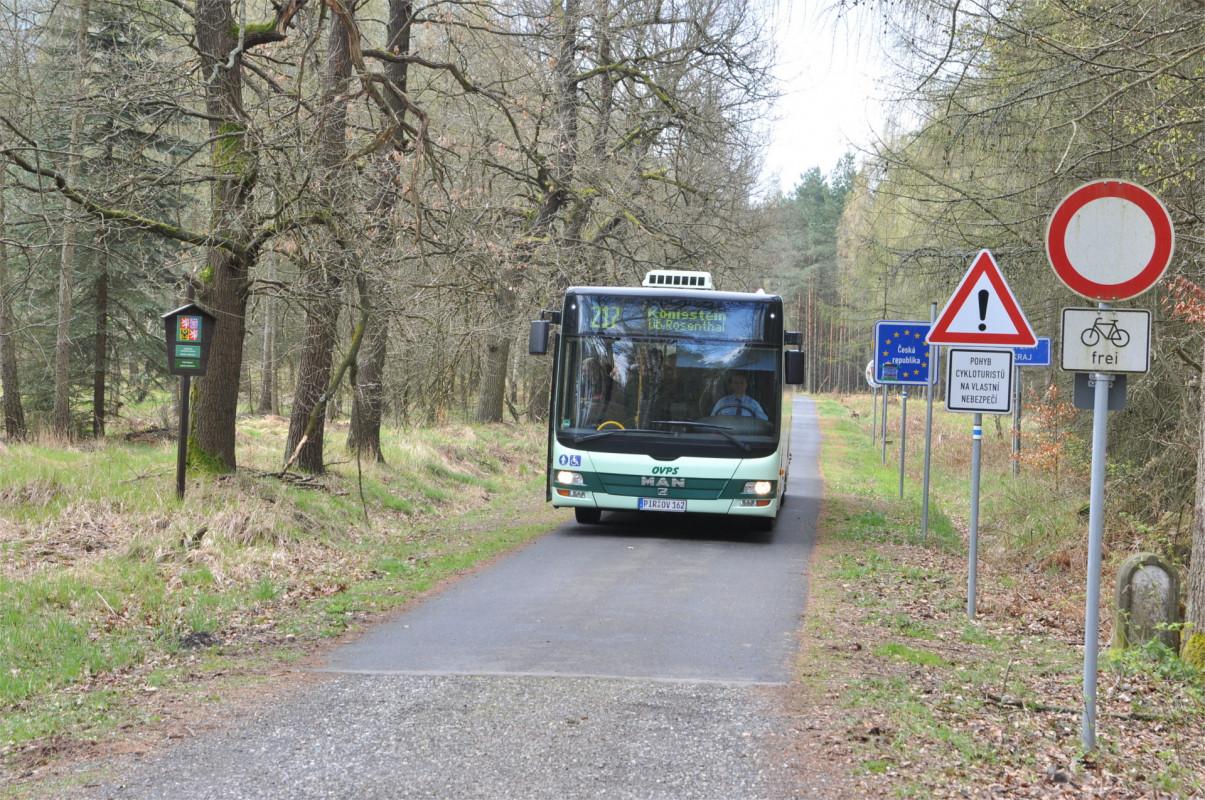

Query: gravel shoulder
[95,673,814,800]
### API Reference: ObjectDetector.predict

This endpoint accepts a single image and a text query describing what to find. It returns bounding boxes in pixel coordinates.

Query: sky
[761,1,893,196]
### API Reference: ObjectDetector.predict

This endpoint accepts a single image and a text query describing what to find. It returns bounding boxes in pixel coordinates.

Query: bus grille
[597,473,726,500]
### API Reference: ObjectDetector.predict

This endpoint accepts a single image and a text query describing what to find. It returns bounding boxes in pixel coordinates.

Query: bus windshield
[556,335,780,458]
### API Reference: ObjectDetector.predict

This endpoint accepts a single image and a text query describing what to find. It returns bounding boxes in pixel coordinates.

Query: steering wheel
[712,401,758,418]
[596,420,625,431]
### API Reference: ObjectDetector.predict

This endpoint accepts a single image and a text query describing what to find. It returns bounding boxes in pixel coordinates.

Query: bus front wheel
[575,507,602,525]
[752,516,776,533]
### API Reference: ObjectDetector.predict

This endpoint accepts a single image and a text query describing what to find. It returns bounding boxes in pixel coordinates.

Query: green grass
[0,417,557,764]
[813,397,959,552]
[809,393,1205,796]
[873,642,947,667]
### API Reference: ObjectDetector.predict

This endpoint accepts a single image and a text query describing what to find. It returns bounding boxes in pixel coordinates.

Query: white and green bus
[528,270,804,531]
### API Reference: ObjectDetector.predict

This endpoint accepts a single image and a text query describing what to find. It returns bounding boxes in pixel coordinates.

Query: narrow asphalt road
[95,396,823,800]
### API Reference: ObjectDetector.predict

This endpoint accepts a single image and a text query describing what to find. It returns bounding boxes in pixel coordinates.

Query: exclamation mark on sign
[977,290,989,331]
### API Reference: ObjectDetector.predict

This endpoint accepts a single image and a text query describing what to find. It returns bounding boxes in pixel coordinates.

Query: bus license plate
[638,498,687,512]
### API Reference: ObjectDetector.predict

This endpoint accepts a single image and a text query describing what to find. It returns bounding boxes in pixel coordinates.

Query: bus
[528,270,804,531]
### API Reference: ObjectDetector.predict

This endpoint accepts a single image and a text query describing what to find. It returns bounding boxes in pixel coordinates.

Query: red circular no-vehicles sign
[1046,180,1174,301]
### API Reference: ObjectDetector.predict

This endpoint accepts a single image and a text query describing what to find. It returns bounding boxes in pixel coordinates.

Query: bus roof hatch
[641,270,714,290]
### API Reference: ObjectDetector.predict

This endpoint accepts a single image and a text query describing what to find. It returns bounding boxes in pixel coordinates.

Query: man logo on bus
[641,476,685,488]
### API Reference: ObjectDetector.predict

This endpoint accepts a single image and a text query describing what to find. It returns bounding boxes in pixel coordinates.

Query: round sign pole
[1045,180,1174,752]
[881,386,889,464]
[921,302,937,541]
[898,388,908,499]
[866,360,878,441]
[871,385,878,440]
[1081,302,1113,752]
[967,412,982,619]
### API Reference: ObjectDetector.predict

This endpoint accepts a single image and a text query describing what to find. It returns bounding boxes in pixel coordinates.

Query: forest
[0,0,1202,654]
[757,0,1205,663]
[0,0,774,472]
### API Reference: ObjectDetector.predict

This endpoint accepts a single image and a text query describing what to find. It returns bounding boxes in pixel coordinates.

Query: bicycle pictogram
[1080,317,1130,348]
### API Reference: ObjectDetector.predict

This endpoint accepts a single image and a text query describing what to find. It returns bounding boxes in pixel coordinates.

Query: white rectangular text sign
[945,348,1014,414]
[1060,308,1150,374]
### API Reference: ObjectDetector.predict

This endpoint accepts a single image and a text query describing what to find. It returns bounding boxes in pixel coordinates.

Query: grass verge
[0,414,559,794]
[790,395,1205,797]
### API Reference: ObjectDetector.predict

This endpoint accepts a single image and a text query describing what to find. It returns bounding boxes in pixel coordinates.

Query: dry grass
[787,395,1205,798]
[0,415,557,788]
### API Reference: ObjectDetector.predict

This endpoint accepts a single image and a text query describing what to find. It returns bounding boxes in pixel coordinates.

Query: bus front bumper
[551,491,778,517]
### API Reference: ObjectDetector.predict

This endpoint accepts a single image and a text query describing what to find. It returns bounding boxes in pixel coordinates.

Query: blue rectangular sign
[1014,337,1051,367]
[874,320,933,385]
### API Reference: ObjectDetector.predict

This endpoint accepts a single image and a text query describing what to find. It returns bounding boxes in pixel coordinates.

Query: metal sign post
[871,386,878,440]
[1011,366,1021,478]
[968,413,982,618]
[1011,337,1050,480]
[881,386,889,464]
[866,360,879,441]
[921,303,936,540]
[944,347,1014,619]
[1045,179,1174,752]
[898,389,909,499]
[1082,315,1112,749]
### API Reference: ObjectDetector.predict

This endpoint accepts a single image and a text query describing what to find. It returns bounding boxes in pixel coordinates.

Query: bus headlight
[743,480,773,496]
[556,470,584,485]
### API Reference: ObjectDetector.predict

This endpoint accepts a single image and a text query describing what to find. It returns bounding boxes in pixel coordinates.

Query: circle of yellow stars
[880,328,929,378]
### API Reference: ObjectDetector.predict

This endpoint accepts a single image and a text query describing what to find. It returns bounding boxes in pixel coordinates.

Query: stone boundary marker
[1113,552,1181,651]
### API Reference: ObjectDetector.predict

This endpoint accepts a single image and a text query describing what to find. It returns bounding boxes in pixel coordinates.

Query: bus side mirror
[529,320,552,355]
[784,331,802,346]
[784,350,805,385]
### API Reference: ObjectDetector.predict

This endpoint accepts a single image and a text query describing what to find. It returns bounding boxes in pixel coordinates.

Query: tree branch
[0,142,247,258]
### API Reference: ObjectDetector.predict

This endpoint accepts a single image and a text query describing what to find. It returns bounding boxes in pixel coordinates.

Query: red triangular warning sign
[926,250,1037,346]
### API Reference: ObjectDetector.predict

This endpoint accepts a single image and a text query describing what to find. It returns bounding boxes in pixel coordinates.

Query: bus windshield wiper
[649,420,751,452]
[574,427,664,444]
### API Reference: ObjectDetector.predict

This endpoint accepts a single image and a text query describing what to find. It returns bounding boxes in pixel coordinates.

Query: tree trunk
[285,301,341,472]
[0,166,26,440]
[475,333,511,423]
[53,0,92,439]
[256,258,276,415]
[190,0,255,471]
[476,0,580,421]
[1185,336,1205,668]
[283,4,354,473]
[348,0,410,456]
[92,256,107,438]
[348,306,387,462]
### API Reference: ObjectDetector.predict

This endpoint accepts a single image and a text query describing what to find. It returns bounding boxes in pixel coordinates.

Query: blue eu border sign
[874,320,933,385]
[1014,337,1051,367]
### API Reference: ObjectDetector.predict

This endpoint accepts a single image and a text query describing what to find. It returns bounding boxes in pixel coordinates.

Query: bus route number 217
[590,304,622,330]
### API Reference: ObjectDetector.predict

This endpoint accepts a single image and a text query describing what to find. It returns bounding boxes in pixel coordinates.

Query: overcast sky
[761,1,892,196]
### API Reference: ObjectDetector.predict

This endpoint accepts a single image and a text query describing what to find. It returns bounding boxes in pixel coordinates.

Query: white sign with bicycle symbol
[1061,308,1150,374]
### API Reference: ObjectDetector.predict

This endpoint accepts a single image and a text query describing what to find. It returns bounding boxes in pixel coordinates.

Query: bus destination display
[574,295,764,340]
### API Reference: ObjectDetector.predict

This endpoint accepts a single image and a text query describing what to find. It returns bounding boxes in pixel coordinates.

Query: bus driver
[710,373,767,420]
